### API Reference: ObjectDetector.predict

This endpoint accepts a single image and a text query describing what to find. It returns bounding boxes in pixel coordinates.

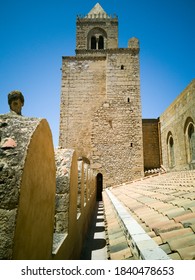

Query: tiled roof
[103,170,195,260]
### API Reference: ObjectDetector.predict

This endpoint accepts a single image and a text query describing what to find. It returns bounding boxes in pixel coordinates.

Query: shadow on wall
[0,114,96,260]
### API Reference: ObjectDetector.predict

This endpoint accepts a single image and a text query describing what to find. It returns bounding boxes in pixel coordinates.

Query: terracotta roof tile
[176,245,195,260]
[105,171,195,259]
[173,212,195,223]
[152,236,163,245]
[181,201,195,209]
[169,252,182,260]
[110,247,133,260]
[190,224,195,233]
[159,243,171,254]
[167,233,195,251]
[180,218,195,228]
[103,190,133,260]
[189,206,195,212]
[153,223,183,235]
[182,193,195,200]
[159,228,192,243]
[170,198,192,207]
[164,208,186,219]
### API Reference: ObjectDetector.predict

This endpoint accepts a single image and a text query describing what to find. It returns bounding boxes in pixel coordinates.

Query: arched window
[87,28,107,50]
[98,36,104,49]
[91,36,96,49]
[167,132,175,168]
[184,117,195,166]
[188,123,195,162]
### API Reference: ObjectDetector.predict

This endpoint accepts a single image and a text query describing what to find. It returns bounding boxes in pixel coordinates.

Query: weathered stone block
[0,114,56,259]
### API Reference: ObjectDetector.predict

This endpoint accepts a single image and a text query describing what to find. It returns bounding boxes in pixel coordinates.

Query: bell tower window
[98,36,104,49]
[87,28,107,50]
[91,36,96,49]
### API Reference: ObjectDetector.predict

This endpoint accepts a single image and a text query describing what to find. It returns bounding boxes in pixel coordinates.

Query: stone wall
[59,56,106,158]
[0,114,56,259]
[91,46,143,185]
[76,16,118,51]
[59,4,144,187]
[53,149,96,260]
[160,79,195,171]
[142,119,161,170]
[0,114,96,260]
[59,41,144,186]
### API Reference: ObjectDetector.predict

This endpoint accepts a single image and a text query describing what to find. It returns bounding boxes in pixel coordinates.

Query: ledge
[105,189,171,260]
[52,233,68,255]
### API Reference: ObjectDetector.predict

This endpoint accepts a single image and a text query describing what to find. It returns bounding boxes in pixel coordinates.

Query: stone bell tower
[59,3,144,187]
[76,3,118,51]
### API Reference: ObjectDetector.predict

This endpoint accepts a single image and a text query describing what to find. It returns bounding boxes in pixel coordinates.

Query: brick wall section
[142,119,161,170]
[160,79,195,171]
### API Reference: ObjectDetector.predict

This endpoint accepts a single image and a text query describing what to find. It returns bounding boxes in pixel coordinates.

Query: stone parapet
[53,149,96,259]
[0,114,96,260]
[0,114,56,259]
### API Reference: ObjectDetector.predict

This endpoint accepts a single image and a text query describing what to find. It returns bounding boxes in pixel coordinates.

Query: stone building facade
[160,79,195,171]
[142,80,195,173]
[59,3,144,186]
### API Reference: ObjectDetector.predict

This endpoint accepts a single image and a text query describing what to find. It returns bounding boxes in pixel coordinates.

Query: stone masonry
[59,3,144,186]
[0,113,96,260]
[0,114,56,259]
[160,79,195,171]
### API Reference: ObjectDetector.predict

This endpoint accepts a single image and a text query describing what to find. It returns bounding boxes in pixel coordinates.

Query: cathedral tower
[76,3,118,52]
[59,3,144,186]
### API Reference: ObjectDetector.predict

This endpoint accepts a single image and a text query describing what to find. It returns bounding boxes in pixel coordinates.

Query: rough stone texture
[59,56,106,159]
[142,119,161,170]
[53,150,96,260]
[76,4,118,51]
[55,149,72,233]
[0,114,97,260]
[59,5,144,186]
[160,79,195,171]
[0,114,56,259]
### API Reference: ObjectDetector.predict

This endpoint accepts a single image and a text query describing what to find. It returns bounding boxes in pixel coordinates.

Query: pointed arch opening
[98,36,104,49]
[184,117,195,167]
[188,124,195,162]
[167,132,175,168]
[91,36,96,49]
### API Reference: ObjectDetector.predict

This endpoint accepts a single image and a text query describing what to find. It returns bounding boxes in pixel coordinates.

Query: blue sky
[0,0,194,147]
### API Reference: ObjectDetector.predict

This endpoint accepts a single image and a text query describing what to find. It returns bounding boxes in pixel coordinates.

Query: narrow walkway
[80,201,107,260]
